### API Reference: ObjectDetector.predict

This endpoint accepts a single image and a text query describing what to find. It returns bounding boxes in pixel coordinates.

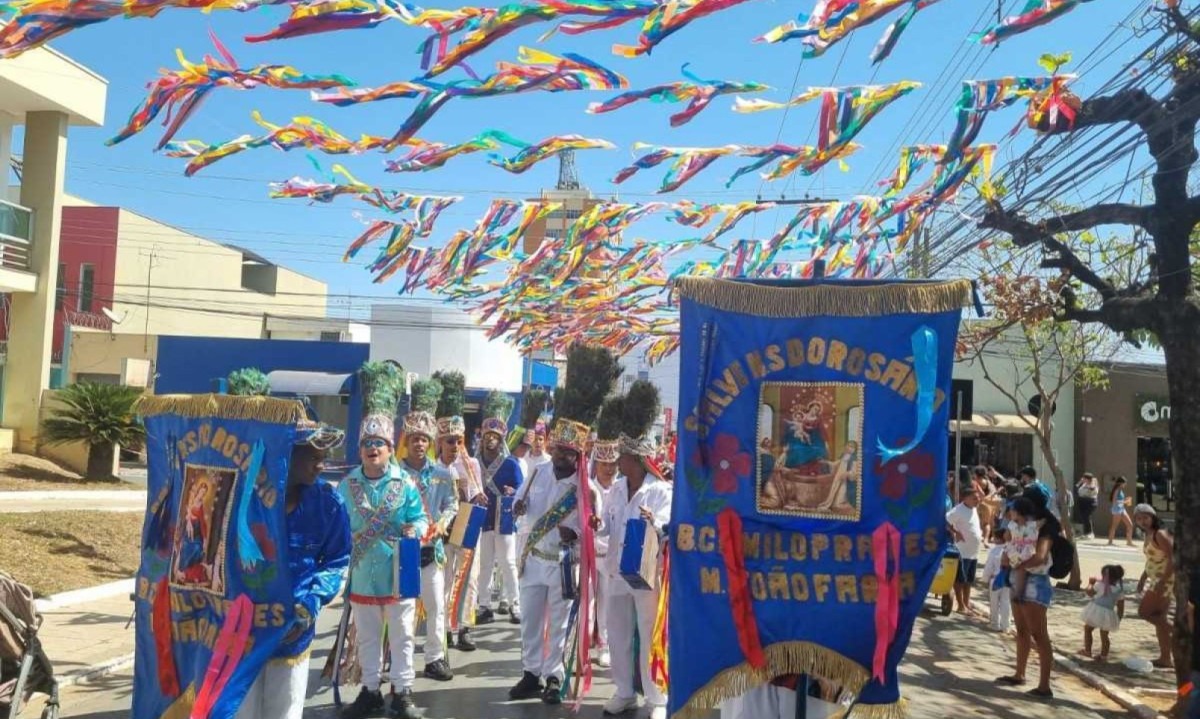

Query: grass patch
[0,454,139,491]
[0,511,141,597]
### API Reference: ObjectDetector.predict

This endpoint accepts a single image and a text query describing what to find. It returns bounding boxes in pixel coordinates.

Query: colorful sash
[480,452,506,499]
[519,485,577,575]
[348,477,405,571]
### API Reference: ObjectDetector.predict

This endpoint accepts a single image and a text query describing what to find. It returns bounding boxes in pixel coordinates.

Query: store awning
[951,413,1035,434]
[266,370,354,396]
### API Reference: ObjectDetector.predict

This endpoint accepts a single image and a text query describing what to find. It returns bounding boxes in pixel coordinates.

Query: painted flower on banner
[878,450,935,501]
[704,433,752,494]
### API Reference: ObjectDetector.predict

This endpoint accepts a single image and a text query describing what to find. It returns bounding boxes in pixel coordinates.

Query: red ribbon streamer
[717,507,765,669]
[151,578,180,698]
[572,458,597,707]
[191,594,254,719]
[871,522,901,683]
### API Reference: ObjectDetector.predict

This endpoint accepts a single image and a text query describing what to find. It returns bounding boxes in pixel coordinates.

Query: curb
[35,578,135,611]
[1055,652,1170,719]
[0,490,146,501]
[57,652,136,689]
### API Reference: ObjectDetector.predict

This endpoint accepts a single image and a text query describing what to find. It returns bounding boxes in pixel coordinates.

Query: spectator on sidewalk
[981,529,1011,632]
[1079,564,1126,662]
[1075,472,1099,539]
[1019,466,1057,519]
[1134,504,1175,670]
[1108,477,1136,546]
[946,488,983,615]
[997,496,1058,700]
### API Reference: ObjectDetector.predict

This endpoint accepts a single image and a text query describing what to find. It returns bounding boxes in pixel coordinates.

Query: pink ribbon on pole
[871,521,901,684]
[191,594,254,719]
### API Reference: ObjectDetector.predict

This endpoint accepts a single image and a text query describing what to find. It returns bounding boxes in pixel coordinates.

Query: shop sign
[1135,394,1171,429]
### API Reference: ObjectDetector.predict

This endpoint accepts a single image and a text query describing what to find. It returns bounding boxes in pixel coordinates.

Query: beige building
[0,45,107,452]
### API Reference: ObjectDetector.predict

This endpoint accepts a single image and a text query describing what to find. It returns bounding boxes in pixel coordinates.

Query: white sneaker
[597,648,611,668]
[648,706,667,719]
[602,695,638,715]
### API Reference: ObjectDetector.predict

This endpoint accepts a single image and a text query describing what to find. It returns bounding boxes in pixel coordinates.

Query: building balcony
[0,199,36,292]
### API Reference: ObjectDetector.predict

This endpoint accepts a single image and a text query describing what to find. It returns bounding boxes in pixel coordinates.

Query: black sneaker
[423,659,454,682]
[457,628,477,651]
[342,687,384,719]
[476,607,495,625]
[508,607,521,624]
[389,688,425,719]
[509,670,543,700]
[497,601,510,615]
[542,677,563,705]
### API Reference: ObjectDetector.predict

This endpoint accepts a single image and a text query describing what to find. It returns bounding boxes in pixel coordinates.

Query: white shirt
[981,544,1006,588]
[946,502,982,559]
[600,475,672,581]
[520,462,581,562]
[593,478,620,567]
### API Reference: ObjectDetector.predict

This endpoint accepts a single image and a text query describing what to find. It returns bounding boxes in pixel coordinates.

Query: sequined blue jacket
[275,480,351,659]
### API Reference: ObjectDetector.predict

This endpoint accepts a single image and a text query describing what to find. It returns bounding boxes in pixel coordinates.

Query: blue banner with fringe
[668,278,970,719]
[133,396,303,719]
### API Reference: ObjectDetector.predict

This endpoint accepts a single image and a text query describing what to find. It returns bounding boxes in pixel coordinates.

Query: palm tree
[40,382,145,480]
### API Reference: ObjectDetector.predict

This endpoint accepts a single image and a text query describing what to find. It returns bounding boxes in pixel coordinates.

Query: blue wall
[155,336,370,395]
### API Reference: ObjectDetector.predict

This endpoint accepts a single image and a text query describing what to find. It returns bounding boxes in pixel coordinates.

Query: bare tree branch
[1159,3,1200,45]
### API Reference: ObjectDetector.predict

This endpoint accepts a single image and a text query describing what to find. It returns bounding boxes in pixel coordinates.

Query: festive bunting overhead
[977,0,1096,45]
[383,133,502,172]
[945,75,1060,159]
[613,143,742,193]
[725,142,860,186]
[587,64,768,127]
[245,0,391,42]
[109,32,355,148]
[756,0,947,63]
[613,0,760,58]
[161,113,390,175]
[485,132,616,173]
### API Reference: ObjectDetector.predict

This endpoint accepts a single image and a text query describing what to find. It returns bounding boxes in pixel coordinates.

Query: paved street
[25,595,1140,719]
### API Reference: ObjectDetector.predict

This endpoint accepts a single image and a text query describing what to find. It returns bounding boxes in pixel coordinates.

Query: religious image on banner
[171,465,236,593]
[757,382,863,521]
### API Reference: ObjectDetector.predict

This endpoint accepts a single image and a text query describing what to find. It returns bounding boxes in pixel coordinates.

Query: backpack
[1048,532,1075,579]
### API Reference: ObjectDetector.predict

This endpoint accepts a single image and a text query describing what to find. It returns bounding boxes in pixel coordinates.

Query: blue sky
[21,0,1143,317]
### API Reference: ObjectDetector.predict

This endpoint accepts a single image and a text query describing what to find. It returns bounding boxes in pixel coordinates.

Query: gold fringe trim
[850,698,910,719]
[671,641,871,719]
[269,647,312,667]
[135,394,307,424]
[675,278,972,318]
[160,684,197,719]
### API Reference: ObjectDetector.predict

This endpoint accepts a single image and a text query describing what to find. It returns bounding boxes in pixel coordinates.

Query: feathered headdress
[483,390,514,439]
[508,387,550,451]
[593,395,625,464]
[226,367,269,396]
[359,360,405,417]
[433,369,466,418]
[551,344,622,452]
[410,377,442,414]
[618,379,660,458]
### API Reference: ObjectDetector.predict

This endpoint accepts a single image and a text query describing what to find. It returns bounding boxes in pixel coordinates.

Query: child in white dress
[1080,564,1126,661]
[981,530,1011,632]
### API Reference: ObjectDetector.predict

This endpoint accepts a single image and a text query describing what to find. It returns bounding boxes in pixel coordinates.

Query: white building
[369,303,525,392]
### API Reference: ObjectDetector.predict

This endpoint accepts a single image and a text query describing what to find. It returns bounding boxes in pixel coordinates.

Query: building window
[319,331,342,342]
[55,263,66,310]
[78,263,95,312]
[564,209,582,219]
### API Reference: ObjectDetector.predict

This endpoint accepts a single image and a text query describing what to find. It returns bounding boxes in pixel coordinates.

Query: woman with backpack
[997,495,1061,700]
[1133,504,1176,669]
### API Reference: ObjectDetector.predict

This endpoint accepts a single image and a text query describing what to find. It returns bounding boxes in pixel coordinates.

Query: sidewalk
[0,490,146,513]
[36,581,136,687]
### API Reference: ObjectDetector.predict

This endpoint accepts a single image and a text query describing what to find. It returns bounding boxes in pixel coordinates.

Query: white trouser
[519,555,573,680]
[595,571,613,649]
[421,562,447,662]
[719,685,841,719]
[444,546,480,631]
[352,600,416,691]
[234,655,309,719]
[606,582,666,707]
[989,587,1012,630]
[478,531,519,609]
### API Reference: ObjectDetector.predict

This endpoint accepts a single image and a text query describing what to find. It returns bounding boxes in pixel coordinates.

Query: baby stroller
[0,572,58,719]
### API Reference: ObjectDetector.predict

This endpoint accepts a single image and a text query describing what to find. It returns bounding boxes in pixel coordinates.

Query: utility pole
[141,247,160,353]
